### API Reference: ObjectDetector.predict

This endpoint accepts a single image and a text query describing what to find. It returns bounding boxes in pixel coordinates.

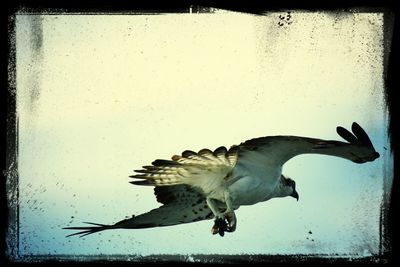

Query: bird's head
[280,175,299,201]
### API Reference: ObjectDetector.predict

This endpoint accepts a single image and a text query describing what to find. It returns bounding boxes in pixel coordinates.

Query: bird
[64,122,379,237]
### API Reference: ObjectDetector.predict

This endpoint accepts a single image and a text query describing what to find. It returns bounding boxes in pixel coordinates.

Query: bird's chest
[228,164,282,206]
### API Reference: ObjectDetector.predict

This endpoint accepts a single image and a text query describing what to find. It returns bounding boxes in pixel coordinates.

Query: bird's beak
[291,190,299,201]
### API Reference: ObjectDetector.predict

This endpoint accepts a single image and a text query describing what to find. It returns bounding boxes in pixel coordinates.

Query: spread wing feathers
[64,186,216,237]
[238,122,379,167]
[337,122,374,148]
[129,146,239,190]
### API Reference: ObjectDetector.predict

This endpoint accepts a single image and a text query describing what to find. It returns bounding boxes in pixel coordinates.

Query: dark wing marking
[336,122,374,148]
[152,159,181,167]
[336,126,359,144]
[213,146,227,155]
[351,122,374,148]
[154,185,203,205]
[182,150,197,158]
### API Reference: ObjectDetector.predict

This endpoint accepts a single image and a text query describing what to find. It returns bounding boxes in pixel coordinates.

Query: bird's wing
[129,146,239,195]
[64,185,220,237]
[237,122,379,169]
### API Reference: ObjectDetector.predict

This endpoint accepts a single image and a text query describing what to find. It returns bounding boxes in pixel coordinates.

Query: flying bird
[64,122,379,237]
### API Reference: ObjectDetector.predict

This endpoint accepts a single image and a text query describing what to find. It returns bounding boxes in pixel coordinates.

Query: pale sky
[14,10,392,260]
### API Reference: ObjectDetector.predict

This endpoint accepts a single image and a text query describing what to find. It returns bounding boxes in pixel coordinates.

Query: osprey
[65,122,379,237]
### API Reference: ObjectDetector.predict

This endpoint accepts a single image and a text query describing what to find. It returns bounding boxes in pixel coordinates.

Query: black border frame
[3,0,398,265]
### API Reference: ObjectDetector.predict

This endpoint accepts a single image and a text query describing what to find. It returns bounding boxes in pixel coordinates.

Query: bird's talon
[211,225,219,235]
[211,214,236,236]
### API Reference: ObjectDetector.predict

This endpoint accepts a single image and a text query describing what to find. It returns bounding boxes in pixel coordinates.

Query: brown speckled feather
[129,146,239,190]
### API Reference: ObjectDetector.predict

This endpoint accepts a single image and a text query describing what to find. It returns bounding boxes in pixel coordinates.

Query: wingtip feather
[64,222,111,237]
[336,126,358,144]
[130,180,153,186]
[351,122,374,148]
[129,175,146,179]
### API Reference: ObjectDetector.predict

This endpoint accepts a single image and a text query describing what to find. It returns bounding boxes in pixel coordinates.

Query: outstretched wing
[129,146,239,195]
[237,122,379,169]
[64,185,216,237]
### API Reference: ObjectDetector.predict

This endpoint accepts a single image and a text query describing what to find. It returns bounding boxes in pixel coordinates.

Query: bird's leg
[206,198,227,236]
[207,192,237,236]
[223,191,237,233]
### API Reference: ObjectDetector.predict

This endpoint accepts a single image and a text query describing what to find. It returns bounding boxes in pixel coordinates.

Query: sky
[12,10,392,261]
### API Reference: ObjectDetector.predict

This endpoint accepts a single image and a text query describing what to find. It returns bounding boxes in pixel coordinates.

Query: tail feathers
[63,222,113,238]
